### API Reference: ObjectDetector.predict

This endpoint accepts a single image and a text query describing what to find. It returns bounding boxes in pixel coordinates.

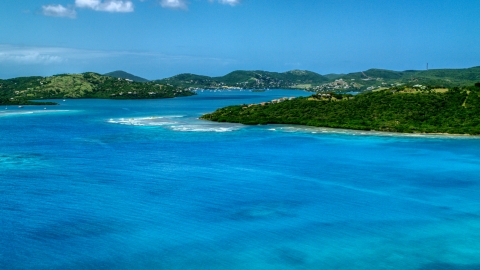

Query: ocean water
[1,90,480,270]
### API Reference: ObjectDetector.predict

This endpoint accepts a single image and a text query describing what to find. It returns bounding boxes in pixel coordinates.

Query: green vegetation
[156,70,329,89]
[320,66,480,92]
[156,66,480,92]
[104,70,149,82]
[201,84,480,135]
[0,72,194,105]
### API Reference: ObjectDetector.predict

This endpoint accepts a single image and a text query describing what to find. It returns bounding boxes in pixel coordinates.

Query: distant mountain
[3,66,479,105]
[156,70,328,89]
[308,66,480,90]
[323,73,345,80]
[343,69,403,80]
[356,67,480,82]
[104,70,149,82]
[156,67,480,91]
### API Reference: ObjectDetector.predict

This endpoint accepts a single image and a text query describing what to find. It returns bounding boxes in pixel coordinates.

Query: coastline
[252,123,480,139]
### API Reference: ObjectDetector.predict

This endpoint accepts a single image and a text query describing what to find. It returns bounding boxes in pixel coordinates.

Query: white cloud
[75,0,100,9]
[0,47,64,65]
[0,44,217,65]
[209,0,241,6]
[160,0,188,10]
[75,0,134,12]
[99,1,134,12]
[0,44,238,79]
[218,0,240,6]
[42,4,77,18]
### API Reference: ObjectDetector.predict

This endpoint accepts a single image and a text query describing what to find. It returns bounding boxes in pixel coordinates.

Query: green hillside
[0,72,194,105]
[156,70,328,89]
[315,66,480,92]
[155,66,480,92]
[201,84,480,135]
[2,67,480,106]
[104,70,149,82]
[322,73,345,80]
[157,73,216,88]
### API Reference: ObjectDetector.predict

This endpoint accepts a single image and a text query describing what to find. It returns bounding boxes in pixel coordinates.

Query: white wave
[262,125,479,139]
[0,110,72,117]
[107,117,179,126]
[107,115,243,132]
[168,125,240,132]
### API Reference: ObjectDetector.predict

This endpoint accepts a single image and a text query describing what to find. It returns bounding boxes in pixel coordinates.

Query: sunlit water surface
[1,90,480,269]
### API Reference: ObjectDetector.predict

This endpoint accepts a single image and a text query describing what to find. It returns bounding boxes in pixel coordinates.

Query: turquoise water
[1,90,480,269]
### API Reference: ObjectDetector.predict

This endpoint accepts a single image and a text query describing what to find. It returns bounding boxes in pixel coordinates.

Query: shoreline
[252,124,480,139]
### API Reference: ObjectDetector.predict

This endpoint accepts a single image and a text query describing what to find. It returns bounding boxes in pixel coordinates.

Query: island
[0,72,195,106]
[201,84,480,135]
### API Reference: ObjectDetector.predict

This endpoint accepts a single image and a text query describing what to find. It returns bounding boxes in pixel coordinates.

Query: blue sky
[1,0,479,79]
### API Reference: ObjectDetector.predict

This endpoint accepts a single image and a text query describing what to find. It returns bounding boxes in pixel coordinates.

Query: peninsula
[201,84,480,135]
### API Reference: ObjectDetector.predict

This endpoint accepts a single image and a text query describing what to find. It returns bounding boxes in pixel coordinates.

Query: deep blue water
[1,90,480,269]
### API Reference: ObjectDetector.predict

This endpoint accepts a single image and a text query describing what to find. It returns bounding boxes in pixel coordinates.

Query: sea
[1,90,480,270]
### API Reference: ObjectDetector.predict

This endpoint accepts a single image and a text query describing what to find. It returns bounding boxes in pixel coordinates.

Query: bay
[1,90,480,269]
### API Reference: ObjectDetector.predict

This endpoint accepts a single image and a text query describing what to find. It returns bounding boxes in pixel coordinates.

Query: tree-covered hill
[331,66,480,92]
[156,70,329,89]
[155,66,480,92]
[104,70,149,82]
[217,70,328,87]
[0,72,194,105]
[156,73,216,88]
[201,84,480,135]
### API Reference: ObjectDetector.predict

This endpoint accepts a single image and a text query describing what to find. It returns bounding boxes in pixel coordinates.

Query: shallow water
[1,90,480,269]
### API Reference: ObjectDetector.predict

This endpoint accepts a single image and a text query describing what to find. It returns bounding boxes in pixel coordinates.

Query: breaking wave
[107,116,242,132]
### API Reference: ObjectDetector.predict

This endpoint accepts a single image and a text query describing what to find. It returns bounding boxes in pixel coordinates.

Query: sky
[1,0,479,80]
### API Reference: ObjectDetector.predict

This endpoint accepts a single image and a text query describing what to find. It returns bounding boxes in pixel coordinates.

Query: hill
[154,66,480,92]
[104,70,149,82]
[312,66,480,92]
[155,70,328,89]
[0,73,194,105]
[158,73,216,88]
[201,84,480,135]
[323,73,345,80]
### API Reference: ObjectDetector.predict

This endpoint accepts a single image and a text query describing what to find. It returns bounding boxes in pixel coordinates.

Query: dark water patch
[418,262,480,270]
[441,212,480,222]
[413,177,476,189]
[0,153,48,168]
[42,257,120,270]
[228,200,300,221]
[28,218,118,241]
[195,200,303,224]
[273,247,308,266]
[0,203,23,212]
